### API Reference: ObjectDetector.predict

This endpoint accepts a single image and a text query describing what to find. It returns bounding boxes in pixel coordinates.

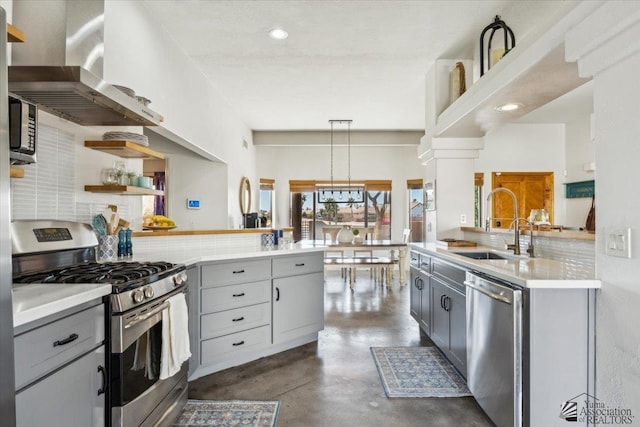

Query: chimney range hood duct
[8,1,163,126]
[8,66,163,126]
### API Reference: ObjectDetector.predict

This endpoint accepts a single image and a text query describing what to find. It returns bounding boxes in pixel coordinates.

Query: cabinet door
[409,267,421,321]
[16,346,105,427]
[430,278,450,350]
[447,288,467,378]
[419,271,431,335]
[273,272,324,344]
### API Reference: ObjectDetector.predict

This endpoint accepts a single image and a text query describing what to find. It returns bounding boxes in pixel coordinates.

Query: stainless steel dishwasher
[465,271,523,427]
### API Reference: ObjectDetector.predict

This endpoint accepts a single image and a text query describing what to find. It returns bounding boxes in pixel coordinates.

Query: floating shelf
[10,167,25,178]
[84,185,163,196]
[84,140,165,160]
[7,23,25,43]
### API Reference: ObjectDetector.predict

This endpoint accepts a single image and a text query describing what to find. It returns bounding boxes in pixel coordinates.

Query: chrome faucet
[485,187,520,255]
[512,218,535,258]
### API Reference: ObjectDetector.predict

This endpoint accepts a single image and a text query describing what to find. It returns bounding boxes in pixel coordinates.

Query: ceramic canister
[98,235,119,261]
[262,233,275,248]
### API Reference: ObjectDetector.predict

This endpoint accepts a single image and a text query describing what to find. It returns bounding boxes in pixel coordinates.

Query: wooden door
[491,172,554,228]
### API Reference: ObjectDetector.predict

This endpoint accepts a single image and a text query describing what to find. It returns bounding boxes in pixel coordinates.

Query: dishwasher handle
[464,280,512,304]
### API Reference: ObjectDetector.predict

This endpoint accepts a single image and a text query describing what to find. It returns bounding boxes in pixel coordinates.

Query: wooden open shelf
[84,140,165,160]
[10,167,25,178]
[7,23,25,43]
[84,185,164,196]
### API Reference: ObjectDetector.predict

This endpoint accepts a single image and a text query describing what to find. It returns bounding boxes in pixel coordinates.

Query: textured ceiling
[142,1,572,131]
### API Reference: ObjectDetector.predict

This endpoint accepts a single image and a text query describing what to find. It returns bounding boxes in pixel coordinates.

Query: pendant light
[318,120,364,204]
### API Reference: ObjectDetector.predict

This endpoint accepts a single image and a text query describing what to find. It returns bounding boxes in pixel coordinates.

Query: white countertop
[409,243,600,289]
[12,283,112,328]
[12,243,326,327]
[131,242,327,266]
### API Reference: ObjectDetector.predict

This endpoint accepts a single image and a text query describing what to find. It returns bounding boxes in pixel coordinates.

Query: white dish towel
[159,292,191,380]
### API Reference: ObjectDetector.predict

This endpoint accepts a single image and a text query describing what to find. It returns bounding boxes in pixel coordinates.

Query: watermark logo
[560,393,634,424]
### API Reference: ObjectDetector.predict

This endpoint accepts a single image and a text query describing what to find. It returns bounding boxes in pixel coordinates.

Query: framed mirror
[239,176,252,215]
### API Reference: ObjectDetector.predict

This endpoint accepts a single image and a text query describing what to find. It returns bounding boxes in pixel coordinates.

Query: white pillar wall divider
[419,136,482,241]
[566,1,640,416]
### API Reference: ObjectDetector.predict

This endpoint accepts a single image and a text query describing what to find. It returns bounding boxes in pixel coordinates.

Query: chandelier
[317,119,364,204]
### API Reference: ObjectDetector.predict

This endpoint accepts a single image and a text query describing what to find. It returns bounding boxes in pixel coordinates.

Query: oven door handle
[124,301,170,329]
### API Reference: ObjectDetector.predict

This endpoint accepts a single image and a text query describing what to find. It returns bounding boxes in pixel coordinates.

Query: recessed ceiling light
[268,28,288,40]
[495,103,522,112]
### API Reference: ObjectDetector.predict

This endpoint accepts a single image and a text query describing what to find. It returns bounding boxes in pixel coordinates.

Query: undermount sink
[453,251,510,260]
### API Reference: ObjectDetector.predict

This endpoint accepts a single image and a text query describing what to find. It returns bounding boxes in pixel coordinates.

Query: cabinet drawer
[201,259,271,287]
[272,253,323,277]
[14,304,105,390]
[201,302,271,340]
[201,280,271,314]
[201,325,270,365]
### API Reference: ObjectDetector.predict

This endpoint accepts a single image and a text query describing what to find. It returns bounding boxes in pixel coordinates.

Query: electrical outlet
[460,214,467,224]
[605,227,632,258]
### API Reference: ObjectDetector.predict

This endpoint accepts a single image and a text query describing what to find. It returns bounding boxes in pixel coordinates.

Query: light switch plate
[605,227,632,258]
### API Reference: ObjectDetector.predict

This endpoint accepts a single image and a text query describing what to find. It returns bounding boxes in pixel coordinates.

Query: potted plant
[352,227,364,243]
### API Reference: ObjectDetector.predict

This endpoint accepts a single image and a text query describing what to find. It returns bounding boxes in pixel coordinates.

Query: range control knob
[173,271,188,286]
[143,286,154,299]
[132,290,144,304]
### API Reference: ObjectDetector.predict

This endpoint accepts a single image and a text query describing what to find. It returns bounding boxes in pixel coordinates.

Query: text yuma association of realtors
[579,400,634,424]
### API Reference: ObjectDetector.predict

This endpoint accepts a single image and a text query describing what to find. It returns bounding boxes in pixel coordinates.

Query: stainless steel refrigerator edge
[0,7,17,426]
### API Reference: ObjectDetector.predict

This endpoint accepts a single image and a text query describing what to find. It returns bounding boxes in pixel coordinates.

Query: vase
[337,225,354,244]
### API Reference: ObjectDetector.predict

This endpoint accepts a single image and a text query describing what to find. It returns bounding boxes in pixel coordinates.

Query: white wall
[475,123,567,225]
[566,1,640,416]
[592,51,640,419]
[564,114,595,227]
[254,142,424,240]
[102,0,256,228]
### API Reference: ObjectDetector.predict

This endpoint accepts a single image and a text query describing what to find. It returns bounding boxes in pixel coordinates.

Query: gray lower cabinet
[192,252,325,379]
[14,302,106,427]
[273,272,324,344]
[430,275,467,378]
[16,346,105,427]
[409,252,431,335]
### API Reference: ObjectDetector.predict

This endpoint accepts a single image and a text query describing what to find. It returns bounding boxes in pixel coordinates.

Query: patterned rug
[371,346,472,398]
[172,400,280,427]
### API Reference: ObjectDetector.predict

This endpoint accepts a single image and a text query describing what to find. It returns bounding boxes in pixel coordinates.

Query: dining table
[302,239,408,284]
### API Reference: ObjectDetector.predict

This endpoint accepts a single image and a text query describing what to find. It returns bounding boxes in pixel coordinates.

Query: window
[407,179,424,242]
[289,180,391,241]
[259,178,275,227]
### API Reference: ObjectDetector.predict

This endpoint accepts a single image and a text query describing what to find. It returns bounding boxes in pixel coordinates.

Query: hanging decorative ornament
[479,15,516,77]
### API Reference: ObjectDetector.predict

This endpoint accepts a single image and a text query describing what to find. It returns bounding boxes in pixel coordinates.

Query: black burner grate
[13,261,179,290]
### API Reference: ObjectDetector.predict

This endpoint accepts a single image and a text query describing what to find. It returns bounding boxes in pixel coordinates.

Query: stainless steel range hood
[8,66,163,126]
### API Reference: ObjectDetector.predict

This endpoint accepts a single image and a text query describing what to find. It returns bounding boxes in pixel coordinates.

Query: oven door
[110,287,187,427]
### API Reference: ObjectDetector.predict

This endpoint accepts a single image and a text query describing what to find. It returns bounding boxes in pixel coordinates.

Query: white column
[566,1,640,415]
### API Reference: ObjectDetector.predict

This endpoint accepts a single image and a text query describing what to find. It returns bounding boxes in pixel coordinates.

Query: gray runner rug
[371,346,472,398]
[171,399,280,427]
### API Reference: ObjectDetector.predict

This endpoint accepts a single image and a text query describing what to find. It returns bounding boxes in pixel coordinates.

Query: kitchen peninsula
[131,231,326,380]
[409,241,599,426]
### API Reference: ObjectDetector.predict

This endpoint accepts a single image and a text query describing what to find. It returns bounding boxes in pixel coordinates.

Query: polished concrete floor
[189,270,493,426]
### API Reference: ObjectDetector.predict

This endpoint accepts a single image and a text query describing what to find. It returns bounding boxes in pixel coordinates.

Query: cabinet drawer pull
[97,365,106,396]
[53,333,79,347]
[232,340,245,346]
[232,293,245,297]
[232,316,245,322]
[275,287,280,301]
[295,263,305,267]
[232,269,245,274]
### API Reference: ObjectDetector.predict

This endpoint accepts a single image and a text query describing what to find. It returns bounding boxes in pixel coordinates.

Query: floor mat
[371,346,472,398]
[171,399,280,427]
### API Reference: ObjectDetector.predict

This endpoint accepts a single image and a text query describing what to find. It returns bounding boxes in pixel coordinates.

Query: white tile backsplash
[462,229,595,270]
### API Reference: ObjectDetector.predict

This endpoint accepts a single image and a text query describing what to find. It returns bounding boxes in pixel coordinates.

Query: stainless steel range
[11,220,189,427]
